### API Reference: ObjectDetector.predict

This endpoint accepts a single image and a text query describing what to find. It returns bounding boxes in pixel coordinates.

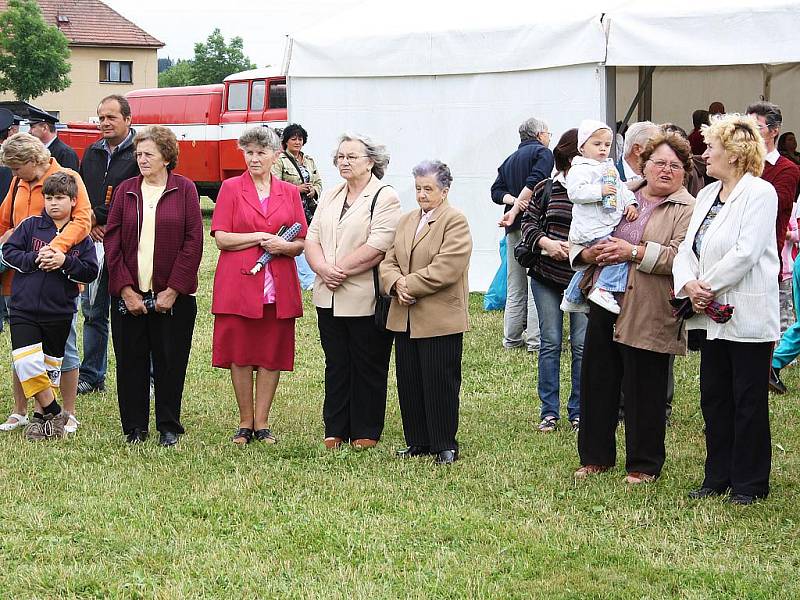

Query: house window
[100,60,132,83]
[269,81,287,109]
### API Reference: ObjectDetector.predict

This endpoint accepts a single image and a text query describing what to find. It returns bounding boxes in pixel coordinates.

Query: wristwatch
[630,246,639,260]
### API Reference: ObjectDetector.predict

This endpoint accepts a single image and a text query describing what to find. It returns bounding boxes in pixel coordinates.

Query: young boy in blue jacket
[1,172,98,440]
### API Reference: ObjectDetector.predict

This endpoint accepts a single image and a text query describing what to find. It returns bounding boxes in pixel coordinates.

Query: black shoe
[77,380,105,395]
[159,431,179,447]
[687,486,724,500]
[126,428,149,444]
[435,449,459,465]
[728,493,759,505]
[396,445,431,458]
[769,368,787,394]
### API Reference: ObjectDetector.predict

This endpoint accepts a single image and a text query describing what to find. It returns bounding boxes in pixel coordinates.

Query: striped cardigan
[519,175,578,289]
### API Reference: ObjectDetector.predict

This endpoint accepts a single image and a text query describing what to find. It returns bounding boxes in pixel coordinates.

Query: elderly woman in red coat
[211,126,307,445]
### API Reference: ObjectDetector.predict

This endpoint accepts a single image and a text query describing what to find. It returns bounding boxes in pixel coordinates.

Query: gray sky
[104,0,364,67]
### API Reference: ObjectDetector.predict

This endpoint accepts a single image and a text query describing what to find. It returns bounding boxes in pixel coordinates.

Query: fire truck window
[227,82,248,111]
[269,82,287,109]
[250,81,265,111]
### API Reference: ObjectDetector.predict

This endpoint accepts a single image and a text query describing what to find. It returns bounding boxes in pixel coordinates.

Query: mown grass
[0,208,798,598]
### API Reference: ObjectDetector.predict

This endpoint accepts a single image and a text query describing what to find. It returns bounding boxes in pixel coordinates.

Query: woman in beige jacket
[570,132,695,484]
[305,133,401,450]
[380,161,472,465]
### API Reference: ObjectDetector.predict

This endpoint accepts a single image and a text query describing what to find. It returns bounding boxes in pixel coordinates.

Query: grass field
[0,207,798,599]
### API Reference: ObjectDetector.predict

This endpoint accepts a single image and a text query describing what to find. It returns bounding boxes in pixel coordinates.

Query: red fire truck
[61,67,288,199]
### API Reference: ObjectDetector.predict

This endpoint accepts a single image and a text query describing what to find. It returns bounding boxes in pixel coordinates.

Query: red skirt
[212,304,296,371]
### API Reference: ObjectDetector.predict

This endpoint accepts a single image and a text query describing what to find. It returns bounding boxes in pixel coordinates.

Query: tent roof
[288,0,614,77]
[606,0,800,66]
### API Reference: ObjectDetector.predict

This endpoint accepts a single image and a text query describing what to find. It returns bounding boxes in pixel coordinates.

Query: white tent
[608,0,800,134]
[287,0,800,291]
[287,0,615,291]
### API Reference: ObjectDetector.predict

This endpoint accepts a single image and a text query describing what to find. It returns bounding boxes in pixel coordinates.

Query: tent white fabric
[607,0,800,67]
[289,0,611,291]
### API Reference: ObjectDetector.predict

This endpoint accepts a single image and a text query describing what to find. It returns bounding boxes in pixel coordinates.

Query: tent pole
[605,65,618,159]
[762,64,772,101]
[619,66,656,133]
[637,66,653,121]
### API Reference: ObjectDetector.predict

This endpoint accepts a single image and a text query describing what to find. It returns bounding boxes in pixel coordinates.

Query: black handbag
[514,178,553,268]
[369,185,393,331]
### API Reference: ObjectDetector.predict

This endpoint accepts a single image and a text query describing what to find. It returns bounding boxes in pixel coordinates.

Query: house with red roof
[0,0,163,122]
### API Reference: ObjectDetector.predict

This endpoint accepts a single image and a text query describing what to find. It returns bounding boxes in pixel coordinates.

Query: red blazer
[763,156,800,272]
[105,173,203,297]
[211,173,307,319]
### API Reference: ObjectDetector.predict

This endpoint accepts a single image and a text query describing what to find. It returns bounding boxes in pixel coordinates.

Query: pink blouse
[260,195,276,304]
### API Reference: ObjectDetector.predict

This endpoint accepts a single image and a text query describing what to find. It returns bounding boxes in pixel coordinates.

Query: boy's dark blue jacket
[1,210,99,321]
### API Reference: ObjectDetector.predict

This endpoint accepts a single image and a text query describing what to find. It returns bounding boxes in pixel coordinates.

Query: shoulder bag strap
[8,177,21,228]
[282,151,307,183]
[369,185,392,298]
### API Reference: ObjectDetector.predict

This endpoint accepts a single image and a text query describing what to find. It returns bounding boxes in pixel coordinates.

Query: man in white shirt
[616,121,659,183]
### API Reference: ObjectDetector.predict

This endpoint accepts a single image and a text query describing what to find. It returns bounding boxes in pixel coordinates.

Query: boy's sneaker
[23,415,46,441]
[47,412,69,439]
[537,416,558,432]
[560,297,589,313]
[570,418,580,433]
[588,288,621,314]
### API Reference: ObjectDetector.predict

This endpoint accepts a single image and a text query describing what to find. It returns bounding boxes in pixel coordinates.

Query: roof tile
[0,0,164,48]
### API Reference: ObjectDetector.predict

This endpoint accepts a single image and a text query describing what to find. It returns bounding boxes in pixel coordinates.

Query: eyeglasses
[648,159,684,172]
[335,154,368,164]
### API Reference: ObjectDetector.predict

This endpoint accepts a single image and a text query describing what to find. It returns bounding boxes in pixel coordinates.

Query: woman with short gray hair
[210,126,308,445]
[380,160,472,464]
[305,132,401,450]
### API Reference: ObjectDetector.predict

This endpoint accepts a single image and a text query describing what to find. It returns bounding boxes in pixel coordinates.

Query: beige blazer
[380,202,472,338]
[307,174,401,316]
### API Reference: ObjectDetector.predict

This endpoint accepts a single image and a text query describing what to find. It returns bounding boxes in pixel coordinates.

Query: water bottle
[601,160,617,212]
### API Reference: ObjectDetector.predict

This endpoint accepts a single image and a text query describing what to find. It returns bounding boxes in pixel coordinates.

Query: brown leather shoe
[323,437,343,449]
[625,472,657,484]
[574,464,610,479]
[351,438,378,450]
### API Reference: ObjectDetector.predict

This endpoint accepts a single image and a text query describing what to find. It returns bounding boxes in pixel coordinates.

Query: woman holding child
[570,127,695,484]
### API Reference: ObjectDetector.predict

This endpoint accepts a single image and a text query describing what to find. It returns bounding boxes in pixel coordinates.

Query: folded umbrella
[248,223,302,275]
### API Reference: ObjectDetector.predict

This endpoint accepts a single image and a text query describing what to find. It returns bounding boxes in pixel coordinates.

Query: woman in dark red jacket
[105,126,203,447]
[211,127,307,445]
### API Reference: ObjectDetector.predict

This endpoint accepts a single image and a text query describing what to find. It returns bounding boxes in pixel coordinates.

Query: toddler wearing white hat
[562,120,638,314]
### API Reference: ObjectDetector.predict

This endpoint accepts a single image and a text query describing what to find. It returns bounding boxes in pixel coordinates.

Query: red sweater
[105,173,203,297]
[762,157,800,273]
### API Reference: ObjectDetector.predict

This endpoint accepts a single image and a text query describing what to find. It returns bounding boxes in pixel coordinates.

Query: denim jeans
[530,277,587,421]
[504,230,539,349]
[79,266,110,386]
[295,252,315,290]
[564,237,628,305]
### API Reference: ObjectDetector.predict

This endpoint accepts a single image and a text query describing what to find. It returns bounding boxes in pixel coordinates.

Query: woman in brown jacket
[380,160,472,465]
[570,132,695,484]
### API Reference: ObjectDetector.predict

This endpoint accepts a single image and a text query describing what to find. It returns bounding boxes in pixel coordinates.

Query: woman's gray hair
[412,160,453,190]
[519,117,548,142]
[238,126,281,152]
[334,132,390,179]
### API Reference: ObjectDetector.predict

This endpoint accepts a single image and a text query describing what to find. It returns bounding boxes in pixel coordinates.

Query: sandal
[0,413,29,432]
[625,472,657,484]
[254,428,277,444]
[232,428,253,445]
[574,464,610,479]
[64,413,80,434]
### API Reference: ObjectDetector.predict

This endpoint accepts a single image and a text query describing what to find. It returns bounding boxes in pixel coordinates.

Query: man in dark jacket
[27,108,80,171]
[491,117,554,352]
[72,94,139,395]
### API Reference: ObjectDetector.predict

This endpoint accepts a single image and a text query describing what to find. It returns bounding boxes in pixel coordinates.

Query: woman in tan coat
[570,132,695,484]
[305,133,401,450]
[380,161,472,465]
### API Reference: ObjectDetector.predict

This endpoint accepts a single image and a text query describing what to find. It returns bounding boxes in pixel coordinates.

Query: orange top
[0,158,92,295]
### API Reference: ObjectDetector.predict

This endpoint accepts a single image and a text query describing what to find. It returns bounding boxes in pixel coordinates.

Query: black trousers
[395,330,462,453]
[110,294,197,435]
[699,339,772,497]
[317,308,393,440]
[578,304,670,476]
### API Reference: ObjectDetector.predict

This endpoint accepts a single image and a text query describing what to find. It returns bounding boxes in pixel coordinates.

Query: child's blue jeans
[564,237,629,305]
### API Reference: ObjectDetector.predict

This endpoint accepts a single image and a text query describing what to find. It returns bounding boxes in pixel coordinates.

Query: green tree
[0,0,71,101]
[159,59,193,88]
[191,28,255,85]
